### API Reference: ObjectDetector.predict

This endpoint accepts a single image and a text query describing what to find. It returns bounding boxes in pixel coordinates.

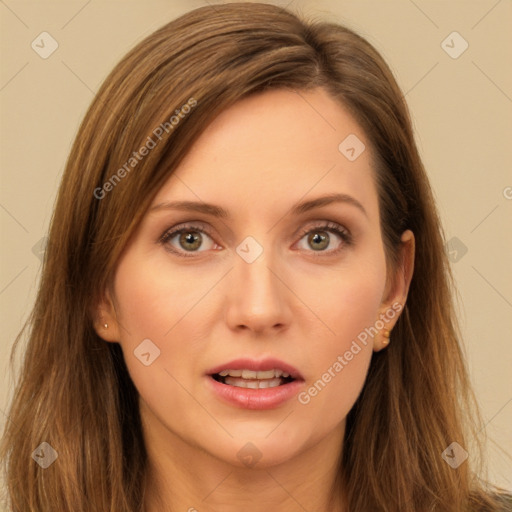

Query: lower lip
[206,376,304,410]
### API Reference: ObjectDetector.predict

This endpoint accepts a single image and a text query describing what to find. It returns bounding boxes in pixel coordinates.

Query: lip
[206,357,305,410]
[206,358,304,380]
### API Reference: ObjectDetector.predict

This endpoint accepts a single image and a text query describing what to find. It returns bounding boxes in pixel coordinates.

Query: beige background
[1,0,511,492]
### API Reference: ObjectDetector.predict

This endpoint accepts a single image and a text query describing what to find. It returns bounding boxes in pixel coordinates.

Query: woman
[1,3,510,511]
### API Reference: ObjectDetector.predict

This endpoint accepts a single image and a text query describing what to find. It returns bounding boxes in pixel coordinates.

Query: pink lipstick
[206,357,304,410]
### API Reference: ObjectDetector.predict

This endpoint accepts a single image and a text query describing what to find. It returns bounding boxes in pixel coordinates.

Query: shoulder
[469,492,512,512]
[486,492,512,512]
[496,493,512,511]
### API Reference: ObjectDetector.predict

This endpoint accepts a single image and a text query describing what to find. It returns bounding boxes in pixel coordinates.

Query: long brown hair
[1,3,509,511]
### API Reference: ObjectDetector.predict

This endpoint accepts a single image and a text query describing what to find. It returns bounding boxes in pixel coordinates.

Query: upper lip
[207,357,304,380]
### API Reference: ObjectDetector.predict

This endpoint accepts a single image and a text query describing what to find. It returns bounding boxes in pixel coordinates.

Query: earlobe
[91,291,121,343]
[374,229,415,352]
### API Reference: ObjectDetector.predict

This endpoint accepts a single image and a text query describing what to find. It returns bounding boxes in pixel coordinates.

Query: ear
[91,288,121,343]
[373,229,415,352]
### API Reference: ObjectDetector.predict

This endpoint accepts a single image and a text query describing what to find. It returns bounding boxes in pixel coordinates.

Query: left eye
[295,222,352,254]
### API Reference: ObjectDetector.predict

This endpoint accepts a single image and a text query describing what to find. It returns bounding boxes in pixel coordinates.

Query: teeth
[256,370,276,379]
[217,369,292,379]
[224,377,283,389]
[218,369,242,377]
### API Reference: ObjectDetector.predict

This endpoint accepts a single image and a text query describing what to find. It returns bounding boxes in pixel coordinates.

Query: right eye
[159,223,220,257]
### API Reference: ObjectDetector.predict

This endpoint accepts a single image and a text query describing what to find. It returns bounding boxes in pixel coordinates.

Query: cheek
[293,256,386,424]
[295,251,387,354]
[112,250,192,340]
[111,249,211,390]
[111,253,201,422]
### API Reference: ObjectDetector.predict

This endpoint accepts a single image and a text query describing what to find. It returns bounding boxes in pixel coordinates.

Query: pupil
[309,231,328,250]
[180,232,201,250]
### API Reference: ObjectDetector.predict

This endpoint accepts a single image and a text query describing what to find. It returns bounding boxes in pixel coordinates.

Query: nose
[225,247,292,335]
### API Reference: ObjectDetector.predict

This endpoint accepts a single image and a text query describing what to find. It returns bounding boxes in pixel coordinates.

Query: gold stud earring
[104,323,108,329]
[382,330,391,346]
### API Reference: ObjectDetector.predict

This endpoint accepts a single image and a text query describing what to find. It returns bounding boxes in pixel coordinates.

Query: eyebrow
[149,193,368,218]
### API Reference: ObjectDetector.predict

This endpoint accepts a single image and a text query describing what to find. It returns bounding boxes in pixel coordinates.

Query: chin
[206,430,312,470]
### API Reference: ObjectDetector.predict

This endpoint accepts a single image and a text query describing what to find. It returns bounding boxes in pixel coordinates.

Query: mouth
[206,358,304,409]
[211,368,296,389]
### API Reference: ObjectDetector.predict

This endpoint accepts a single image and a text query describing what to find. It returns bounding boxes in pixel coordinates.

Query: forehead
[151,88,379,224]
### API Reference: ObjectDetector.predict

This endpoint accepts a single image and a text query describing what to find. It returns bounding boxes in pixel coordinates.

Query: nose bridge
[226,234,290,331]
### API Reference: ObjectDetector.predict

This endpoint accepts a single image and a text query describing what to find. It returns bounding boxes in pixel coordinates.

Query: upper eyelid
[161,219,348,235]
[297,221,349,236]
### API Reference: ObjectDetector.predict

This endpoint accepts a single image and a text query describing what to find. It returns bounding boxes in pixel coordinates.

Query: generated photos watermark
[94,97,197,200]
[298,301,402,405]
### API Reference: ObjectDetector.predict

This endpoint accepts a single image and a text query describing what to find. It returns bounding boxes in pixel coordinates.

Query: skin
[95,88,415,512]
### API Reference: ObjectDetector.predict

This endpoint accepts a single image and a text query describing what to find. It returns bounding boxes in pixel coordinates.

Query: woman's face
[100,87,411,468]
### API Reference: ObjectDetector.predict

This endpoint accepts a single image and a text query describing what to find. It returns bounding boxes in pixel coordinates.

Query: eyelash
[159,221,353,258]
